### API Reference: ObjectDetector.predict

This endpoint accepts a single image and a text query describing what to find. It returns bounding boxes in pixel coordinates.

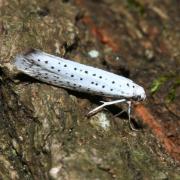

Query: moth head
[132,85,146,101]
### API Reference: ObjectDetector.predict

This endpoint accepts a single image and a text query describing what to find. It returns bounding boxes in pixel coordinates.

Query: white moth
[14,49,146,128]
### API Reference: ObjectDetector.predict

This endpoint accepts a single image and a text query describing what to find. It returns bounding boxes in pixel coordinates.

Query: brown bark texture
[0,0,179,179]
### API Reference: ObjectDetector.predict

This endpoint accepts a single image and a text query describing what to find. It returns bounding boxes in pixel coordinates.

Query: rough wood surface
[0,0,179,179]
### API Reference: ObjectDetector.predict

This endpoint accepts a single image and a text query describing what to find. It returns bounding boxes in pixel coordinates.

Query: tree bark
[0,0,179,179]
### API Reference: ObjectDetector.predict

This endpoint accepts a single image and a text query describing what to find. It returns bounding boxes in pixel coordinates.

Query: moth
[14,49,146,129]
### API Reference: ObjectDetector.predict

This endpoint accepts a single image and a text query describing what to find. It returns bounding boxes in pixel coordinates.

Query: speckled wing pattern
[14,49,145,100]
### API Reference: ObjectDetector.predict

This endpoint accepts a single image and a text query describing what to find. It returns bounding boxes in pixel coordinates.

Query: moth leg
[113,110,126,117]
[87,99,126,116]
[127,101,139,131]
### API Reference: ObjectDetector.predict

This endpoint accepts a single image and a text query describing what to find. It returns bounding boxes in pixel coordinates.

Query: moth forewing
[14,49,146,129]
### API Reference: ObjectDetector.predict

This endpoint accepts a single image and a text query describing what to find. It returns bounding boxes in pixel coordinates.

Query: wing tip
[14,55,25,70]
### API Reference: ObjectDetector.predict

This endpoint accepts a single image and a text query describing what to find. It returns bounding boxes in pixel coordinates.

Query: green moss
[150,76,168,94]
[150,73,179,103]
